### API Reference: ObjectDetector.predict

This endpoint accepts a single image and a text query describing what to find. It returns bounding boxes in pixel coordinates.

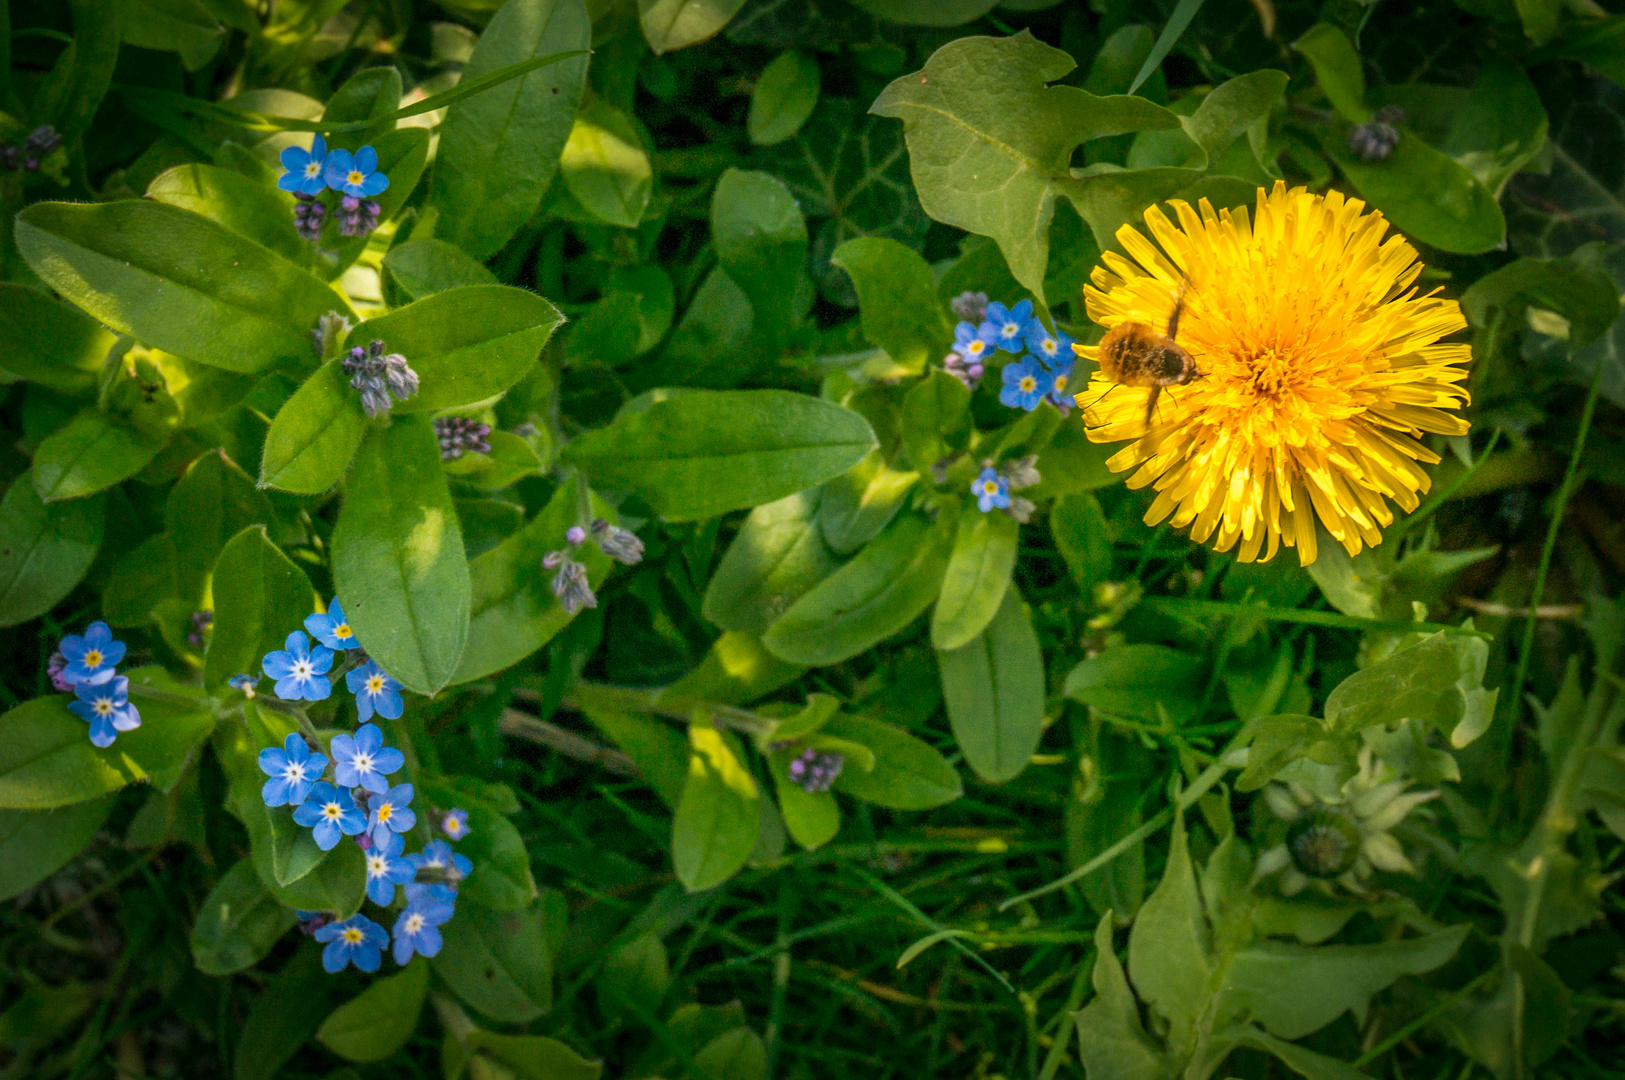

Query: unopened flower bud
[1004,496,1036,524]
[1000,454,1041,491]
[1347,106,1403,163]
[787,748,844,793]
[550,558,597,614]
[950,291,989,323]
[590,518,644,565]
[433,416,492,460]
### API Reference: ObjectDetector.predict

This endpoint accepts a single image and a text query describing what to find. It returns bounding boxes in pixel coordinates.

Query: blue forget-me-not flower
[972,468,1011,513]
[985,300,1034,353]
[952,320,998,366]
[1025,323,1074,369]
[68,675,139,748]
[293,782,367,850]
[391,888,455,965]
[305,599,359,651]
[409,839,471,884]
[330,723,404,795]
[315,913,388,973]
[441,808,470,840]
[59,621,125,686]
[367,782,415,847]
[278,134,329,196]
[228,673,260,698]
[258,733,328,808]
[1000,357,1053,411]
[324,146,389,198]
[364,832,415,906]
[262,630,334,702]
[346,660,403,722]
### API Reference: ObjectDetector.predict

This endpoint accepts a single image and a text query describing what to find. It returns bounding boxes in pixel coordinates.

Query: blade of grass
[1129,0,1209,94]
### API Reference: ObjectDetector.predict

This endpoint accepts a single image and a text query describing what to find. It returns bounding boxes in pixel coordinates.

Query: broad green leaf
[0,796,113,902]
[258,362,369,494]
[432,0,591,260]
[1126,814,1210,1053]
[167,449,274,599]
[597,933,670,1020]
[762,96,930,308]
[871,32,1178,301]
[1323,632,1497,749]
[762,511,952,666]
[1292,24,1367,122]
[748,50,820,145]
[122,0,225,69]
[1051,492,1112,593]
[234,945,341,1080]
[353,286,563,414]
[190,858,298,976]
[31,410,167,503]
[432,901,555,1023]
[819,449,918,556]
[900,369,971,475]
[1217,1025,1377,1080]
[451,476,613,684]
[1461,249,1620,354]
[656,268,756,387]
[1322,129,1505,254]
[147,163,305,263]
[1072,913,1168,1080]
[825,713,961,810]
[1177,70,1288,163]
[421,776,538,909]
[850,0,996,26]
[693,1027,769,1080]
[14,201,345,373]
[938,589,1044,783]
[100,534,183,627]
[0,284,115,393]
[584,704,689,808]
[382,239,498,302]
[769,745,840,848]
[204,526,317,691]
[658,631,807,710]
[317,961,429,1062]
[639,0,746,53]
[703,490,841,636]
[455,431,546,491]
[0,480,103,627]
[830,236,949,371]
[57,0,122,143]
[713,168,808,344]
[322,66,403,136]
[562,389,876,521]
[1216,925,1468,1040]
[1439,58,1548,197]
[672,724,761,890]
[1064,644,1205,723]
[931,509,1018,650]
[561,99,653,228]
[332,418,471,695]
[456,1033,602,1080]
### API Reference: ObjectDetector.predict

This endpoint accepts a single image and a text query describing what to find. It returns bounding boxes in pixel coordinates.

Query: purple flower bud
[358,380,393,418]
[297,911,334,935]
[565,525,587,546]
[550,559,597,614]
[47,651,73,693]
[1347,107,1403,163]
[786,748,844,793]
[293,195,326,242]
[950,291,989,323]
[543,550,566,569]
[590,518,644,565]
[999,454,1041,492]
[24,126,62,155]
[355,832,374,851]
[382,352,419,402]
[1004,496,1036,524]
[433,416,492,460]
[187,610,213,648]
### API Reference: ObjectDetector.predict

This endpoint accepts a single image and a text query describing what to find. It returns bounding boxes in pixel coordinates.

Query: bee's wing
[1165,278,1189,340]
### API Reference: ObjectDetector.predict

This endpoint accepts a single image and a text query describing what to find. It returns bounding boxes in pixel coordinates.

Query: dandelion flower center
[1073,182,1471,566]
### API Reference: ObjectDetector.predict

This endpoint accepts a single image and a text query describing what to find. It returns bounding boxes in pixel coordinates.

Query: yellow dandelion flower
[1072,181,1471,566]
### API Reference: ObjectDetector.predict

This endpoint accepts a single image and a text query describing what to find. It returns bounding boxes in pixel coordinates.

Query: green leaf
[851,0,996,25]
[693,1027,769,1080]
[382,239,498,302]
[354,286,563,415]
[1322,129,1505,255]
[234,944,341,1080]
[1126,814,1210,1053]
[1322,631,1498,749]
[762,511,952,666]
[1218,1025,1378,1080]
[931,509,1018,651]
[938,589,1045,783]
[672,724,761,890]
[1072,913,1168,1080]
[432,901,555,1023]
[703,490,841,636]
[121,0,225,69]
[818,449,919,556]
[190,858,298,976]
[331,417,471,695]
[147,163,306,263]
[456,431,546,491]
[584,704,690,808]
[656,268,756,387]
[31,410,167,503]
[1439,58,1548,197]
[871,32,1178,302]
[1051,492,1112,593]
[769,745,840,848]
[830,236,950,370]
[0,480,103,627]
[713,168,808,344]
[900,369,971,475]
[431,0,591,260]
[1177,70,1288,163]
[452,476,613,684]
[0,796,114,902]
[458,1033,602,1080]
[825,713,961,810]
[204,526,317,691]
[1063,644,1205,723]
[1292,24,1368,122]
[1216,925,1467,1040]
[597,933,670,1020]
[258,362,369,494]
[317,961,429,1062]
[0,284,116,394]
[561,99,654,228]
[14,201,345,373]
[639,0,747,53]
[421,776,538,910]
[1462,248,1620,354]
[323,65,404,135]
[748,50,820,145]
[562,389,876,522]
[658,631,807,710]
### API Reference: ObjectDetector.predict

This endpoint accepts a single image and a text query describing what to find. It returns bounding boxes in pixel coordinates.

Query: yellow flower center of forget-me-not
[377,804,392,822]
[366,675,385,693]
[405,914,425,933]
[83,650,102,667]
[981,482,999,495]
[1054,374,1068,392]
[342,928,362,943]
[323,803,342,820]
[347,170,365,186]
[304,162,320,177]
[1019,376,1036,392]
[334,622,352,639]
[94,699,114,715]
